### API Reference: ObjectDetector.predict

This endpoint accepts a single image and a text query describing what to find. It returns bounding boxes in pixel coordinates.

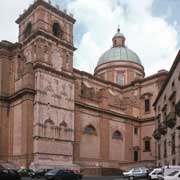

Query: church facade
[0,0,168,171]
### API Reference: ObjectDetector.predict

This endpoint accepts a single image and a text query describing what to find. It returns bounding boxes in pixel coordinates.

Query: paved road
[22,176,124,180]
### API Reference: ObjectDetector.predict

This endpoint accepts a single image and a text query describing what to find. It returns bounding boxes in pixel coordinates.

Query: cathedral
[0,0,169,172]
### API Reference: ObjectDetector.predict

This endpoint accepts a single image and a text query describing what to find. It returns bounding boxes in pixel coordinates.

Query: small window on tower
[52,22,62,38]
[24,22,32,39]
[145,99,150,112]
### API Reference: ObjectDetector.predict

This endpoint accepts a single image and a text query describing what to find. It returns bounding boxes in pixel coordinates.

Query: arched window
[44,118,54,138]
[44,118,54,126]
[52,23,62,38]
[84,125,96,135]
[24,22,32,38]
[112,130,123,140]
[60,120,67,127]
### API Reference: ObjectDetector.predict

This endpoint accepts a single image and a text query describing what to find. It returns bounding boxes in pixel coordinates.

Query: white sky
[0,0,179,76]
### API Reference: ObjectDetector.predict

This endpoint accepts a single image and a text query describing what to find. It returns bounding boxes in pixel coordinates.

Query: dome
[97,46,142,66]
[97,28,142,66]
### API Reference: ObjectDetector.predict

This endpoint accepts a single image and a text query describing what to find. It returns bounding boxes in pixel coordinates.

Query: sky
[0,0,180,76]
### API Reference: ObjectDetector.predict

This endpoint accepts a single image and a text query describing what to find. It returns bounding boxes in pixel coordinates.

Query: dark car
[45,169,82,180]
[68,170,83,180]
[0,168,21,180]
[32,169,52,178]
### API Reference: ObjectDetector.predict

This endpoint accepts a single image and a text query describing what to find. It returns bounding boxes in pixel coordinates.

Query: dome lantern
[112,26,126,47]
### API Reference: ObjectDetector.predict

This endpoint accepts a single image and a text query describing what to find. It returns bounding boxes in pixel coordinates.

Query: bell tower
[14,0,76,169]
[16,0,76,72]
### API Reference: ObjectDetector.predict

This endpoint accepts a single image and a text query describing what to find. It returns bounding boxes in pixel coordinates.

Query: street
[22,177,122,180]
[22,177,148,180]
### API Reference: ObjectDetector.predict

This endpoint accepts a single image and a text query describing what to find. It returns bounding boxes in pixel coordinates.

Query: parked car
[123,167,149,180]
[159,170,180,180]
[157,166,180,180]
[68,170,83,180]
[44,169,83,180]
[0,168,21,180]
[32,169,52,178]
[18,168,35,177]
[148,168,162,180]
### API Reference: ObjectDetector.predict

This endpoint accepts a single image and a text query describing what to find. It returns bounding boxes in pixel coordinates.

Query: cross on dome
[117,25,120,33]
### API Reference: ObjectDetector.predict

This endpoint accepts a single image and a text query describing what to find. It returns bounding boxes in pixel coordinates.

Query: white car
[148,168,162,180]
[123,167,149,180]
[161,171,180,180]
[158,166,180,180]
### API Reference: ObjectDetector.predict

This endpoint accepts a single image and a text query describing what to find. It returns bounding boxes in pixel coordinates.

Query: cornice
[33,62,76,81]
[16,0,75,24]
[75,101,155,123]
[73,68,168,90]
[94,61,145,76]
[0,88,35,103]
[22,30,76,51]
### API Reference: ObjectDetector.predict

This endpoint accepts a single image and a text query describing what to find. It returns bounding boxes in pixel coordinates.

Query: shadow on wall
[80,167,123,176]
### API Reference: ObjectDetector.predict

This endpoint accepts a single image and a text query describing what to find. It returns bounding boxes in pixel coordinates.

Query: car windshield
[9,169,18,175]
[168,171,179,176]
[37,169,44,172]
[125,169,132,173]
[153,170,161,174]
[46,169,60,175]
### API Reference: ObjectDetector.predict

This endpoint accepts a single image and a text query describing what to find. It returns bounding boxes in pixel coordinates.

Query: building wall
[154,55,180,166]
[73,68,167,169]
[33,70,75,168]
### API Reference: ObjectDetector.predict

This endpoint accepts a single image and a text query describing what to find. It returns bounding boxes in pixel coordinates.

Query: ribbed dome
[97,46,142,66]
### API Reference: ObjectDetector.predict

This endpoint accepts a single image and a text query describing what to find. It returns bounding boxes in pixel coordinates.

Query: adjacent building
[153,51,180,166]
[0,0,170,172]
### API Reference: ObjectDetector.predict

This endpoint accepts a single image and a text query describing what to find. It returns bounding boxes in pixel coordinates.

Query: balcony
[158,123,167,135]
[166,112,176,128]
[153,129,161,140]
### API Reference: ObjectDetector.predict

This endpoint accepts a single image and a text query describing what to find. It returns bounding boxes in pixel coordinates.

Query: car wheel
[129,176,134,180]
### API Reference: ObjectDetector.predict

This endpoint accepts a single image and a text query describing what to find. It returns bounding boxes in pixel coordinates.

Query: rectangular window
[117,73,125,86]
[134,151,138,162]
[158,144,161,160]
[172,134,175,155]
[164,140,167,158]
[145,99,150,112]
[144,140,151,152]
[134,127,138,135]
